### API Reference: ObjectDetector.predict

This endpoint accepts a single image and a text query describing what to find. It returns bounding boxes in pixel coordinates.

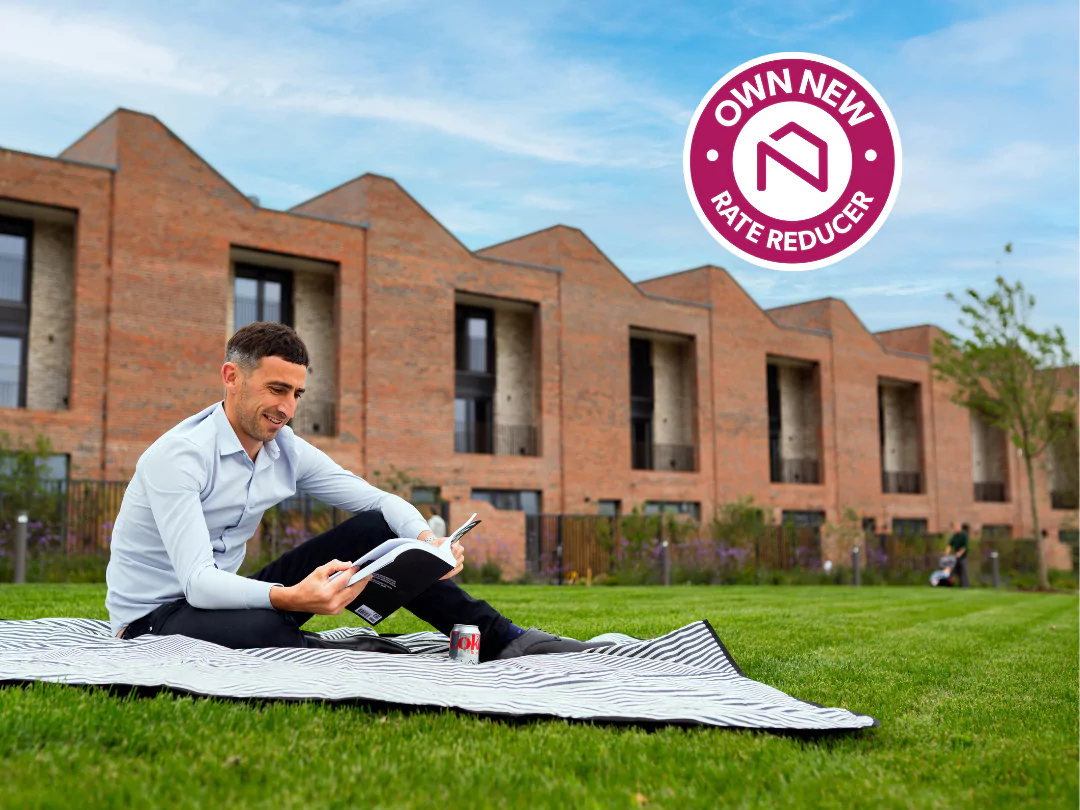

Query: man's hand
[421,533,466,580]
[269,559,372,615]
[440,541,465,580]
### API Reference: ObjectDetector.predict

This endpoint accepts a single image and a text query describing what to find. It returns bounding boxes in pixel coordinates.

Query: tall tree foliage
[932,274,1077,589]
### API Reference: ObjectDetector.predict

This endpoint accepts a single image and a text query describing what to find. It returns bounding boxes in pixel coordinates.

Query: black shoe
[496,628,614,659]
[301,631,412,654]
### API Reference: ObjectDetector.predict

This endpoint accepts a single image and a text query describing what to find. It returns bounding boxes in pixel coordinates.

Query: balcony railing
[288,401,337,437]
[882,470,922,494]
[974,481,1007,503]
[455,422,538,456]
[0,364,20,408]
[1051,490,1079,510]
[632,442,695,472]
[770,457,821,485]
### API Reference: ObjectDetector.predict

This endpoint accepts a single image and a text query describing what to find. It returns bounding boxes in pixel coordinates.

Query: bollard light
[14,511,28,584]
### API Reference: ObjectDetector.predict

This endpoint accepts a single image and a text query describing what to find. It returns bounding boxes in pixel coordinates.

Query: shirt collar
[213,401,280,461]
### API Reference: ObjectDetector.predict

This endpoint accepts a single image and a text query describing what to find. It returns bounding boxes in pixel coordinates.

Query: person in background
[946,522,971,588]
[427,513,447,539]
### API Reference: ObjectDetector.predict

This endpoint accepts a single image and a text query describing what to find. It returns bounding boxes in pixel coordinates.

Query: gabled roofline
[294,173,563,273]
[270,208,369,232]
[483,226,713,311]
[478,223,564,254]
[111,108,255,209]
[832,298,935,360]
[59,108,120,169]
[640,291,711,310]
[638,264,725,284]
[764,295,840,313]
[475,253,562,274]
[0,145,116,174]
[874,323,939,335]
[767,296,935,359]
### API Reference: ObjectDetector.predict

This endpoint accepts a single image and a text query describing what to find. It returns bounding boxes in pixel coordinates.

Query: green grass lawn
[0,585,1076,809]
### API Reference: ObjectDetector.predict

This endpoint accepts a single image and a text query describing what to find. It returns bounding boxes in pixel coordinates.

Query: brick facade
[0,108,1075,570]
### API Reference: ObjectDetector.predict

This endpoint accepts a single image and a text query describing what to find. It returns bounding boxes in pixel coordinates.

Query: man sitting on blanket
[106,321,603,661]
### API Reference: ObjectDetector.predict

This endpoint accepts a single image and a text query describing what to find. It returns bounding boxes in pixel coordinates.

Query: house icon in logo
[757,122,828,192]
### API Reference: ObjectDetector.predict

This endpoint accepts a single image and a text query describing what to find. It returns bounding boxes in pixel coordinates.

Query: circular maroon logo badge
[684,52,902,271]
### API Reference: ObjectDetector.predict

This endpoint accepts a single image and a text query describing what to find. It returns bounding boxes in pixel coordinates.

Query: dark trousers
[124,511,513,661]
[954,555,970,588]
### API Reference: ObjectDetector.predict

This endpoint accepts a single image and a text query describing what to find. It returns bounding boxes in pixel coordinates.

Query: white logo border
[683,51,903,273]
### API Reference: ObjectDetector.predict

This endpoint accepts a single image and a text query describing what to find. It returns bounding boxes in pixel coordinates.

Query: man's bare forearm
[269,584,297,611]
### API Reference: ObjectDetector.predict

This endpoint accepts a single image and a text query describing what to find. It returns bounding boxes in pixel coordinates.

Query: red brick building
[0,109,1075,574]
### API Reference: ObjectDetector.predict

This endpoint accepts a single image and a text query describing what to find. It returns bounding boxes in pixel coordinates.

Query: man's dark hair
[961,523,970,533]
[225,322,309,373]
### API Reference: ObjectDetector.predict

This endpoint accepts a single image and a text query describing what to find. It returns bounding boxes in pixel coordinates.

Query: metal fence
[0,480,353,556]
[524,514,825,584]
[454,422,539,456]
[521,513,1060,586]
[0,479,1070,588]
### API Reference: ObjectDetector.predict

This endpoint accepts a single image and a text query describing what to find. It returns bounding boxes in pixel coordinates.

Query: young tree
[932,274,1078,589]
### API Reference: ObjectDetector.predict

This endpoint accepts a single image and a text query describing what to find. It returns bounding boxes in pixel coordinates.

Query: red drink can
[448,624,481,664]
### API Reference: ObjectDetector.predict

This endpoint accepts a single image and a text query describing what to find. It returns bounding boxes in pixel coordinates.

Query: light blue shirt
[105,401,430,636]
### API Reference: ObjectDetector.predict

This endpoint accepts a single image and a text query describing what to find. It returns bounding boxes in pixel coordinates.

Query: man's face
[226,355,307,444]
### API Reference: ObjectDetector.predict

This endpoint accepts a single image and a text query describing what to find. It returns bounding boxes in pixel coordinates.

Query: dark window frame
[878,379,925,495]
[455,305,495,375]
[234,263,294,327]
[0,216,33,409]
[454,305,496,454]
[892,518,928,536]
[629,337,654,470]
[597,499,621,517]
[644,500,701,522]
[470,488,542,515]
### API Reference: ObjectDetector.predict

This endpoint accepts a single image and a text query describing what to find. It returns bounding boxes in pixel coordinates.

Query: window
[861,517,877,534]
[0,336,23,408]
[0,217,30,408]
[767,358,822,484]
[597,500,621,517]
[411,486,440,505]
[981,524,1012,540]
[630,337,654,470]
[454,397,493,453]
[455,305,495,454]
[234,264,293,328]
[879,380,923,494]
[892,518,928,535]
[471,489,542,515]
[629,331,695,472]
[644,501,700,522]
[782,510,826,528]
[455,306,494,374]
[0,452,68,490]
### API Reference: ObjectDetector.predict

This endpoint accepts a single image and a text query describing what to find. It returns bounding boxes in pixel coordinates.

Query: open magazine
[330,514,481,625]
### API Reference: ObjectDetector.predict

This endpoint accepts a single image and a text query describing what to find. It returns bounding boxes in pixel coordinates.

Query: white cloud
[846,280,950,297]
[899,2,1078,87]
[0,1,683,169]
[895,139,1066,216]
[725,1,857,41]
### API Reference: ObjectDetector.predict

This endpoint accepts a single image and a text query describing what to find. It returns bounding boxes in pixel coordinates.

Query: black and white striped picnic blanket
[0,618,876,731]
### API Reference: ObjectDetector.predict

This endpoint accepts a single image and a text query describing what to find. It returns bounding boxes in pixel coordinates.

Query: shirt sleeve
[142,438,279,610]
[292,433,431,540]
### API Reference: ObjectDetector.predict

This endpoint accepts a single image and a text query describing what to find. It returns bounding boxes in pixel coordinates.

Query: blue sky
[0,0,1076,349]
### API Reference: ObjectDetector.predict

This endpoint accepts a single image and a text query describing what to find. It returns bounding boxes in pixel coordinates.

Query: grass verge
[0,584,1076,809]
